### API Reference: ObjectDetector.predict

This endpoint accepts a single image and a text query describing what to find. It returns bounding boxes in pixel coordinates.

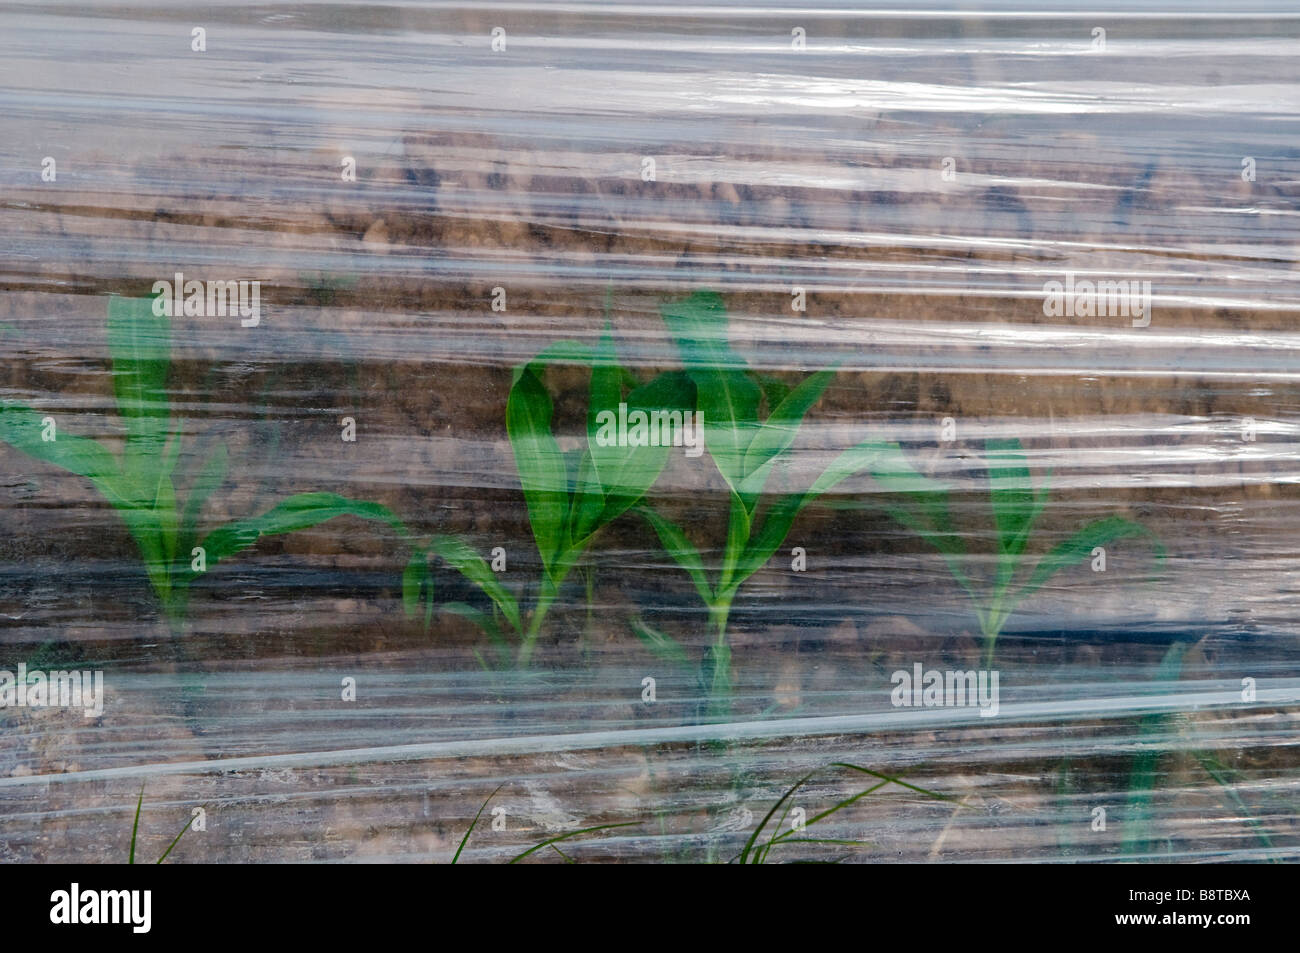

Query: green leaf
[635,506,714,607]
[568,450,605,546]
[987,438,1035,553]
[661,291,760,492]
[453,783,504,864]
[156,812,197,864]
[107,296,172,495]
[428,534,522,634]
[729,440,898,596]
[718,489,752,594]
[988,515,1165,657]
[197,492,406,570]
[508,822,639,864]
[402,546,431,622]
[869,445,965,559]
[751,763,950,863]
[741,368,835,503]
[107,296,170,427]
[506,343,591,575]
[986,438,1044,595]
[178,443,229,558]
[128,786,144,864]
[629,616,692,668]
[0,401,176,604]
[590,370,696,534]
[584,324,622,512]
[1016,516,1165,606]
[0,403,131,506]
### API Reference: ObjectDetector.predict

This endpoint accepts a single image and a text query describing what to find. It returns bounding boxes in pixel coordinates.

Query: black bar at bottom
[4,862,1275,941]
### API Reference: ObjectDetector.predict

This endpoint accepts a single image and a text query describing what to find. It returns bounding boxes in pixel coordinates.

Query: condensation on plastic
[1,1,1298,863]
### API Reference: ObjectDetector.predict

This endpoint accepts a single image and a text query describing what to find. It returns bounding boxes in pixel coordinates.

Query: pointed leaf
[197,492,406,570]
[107,296,172,495]
[742,368,834,494]
[402,547,431,620]
[729,440,898,595]
[0,402,131,506]
[635,505,714,607]
[661,291,760,491]
[507,342,591,574]
[629,617,692,668]
[179,443,229,552]
[1015,516,1165,607]
[591,370,696,534]
[428,534,522,633]
[869,445,967,562]
[584,324,622,503]
[568,449,605,545]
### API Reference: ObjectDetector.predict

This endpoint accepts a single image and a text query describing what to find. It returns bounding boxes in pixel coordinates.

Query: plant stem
[707,600,734,721]
[516,561,574,667]
[981,621,998,669]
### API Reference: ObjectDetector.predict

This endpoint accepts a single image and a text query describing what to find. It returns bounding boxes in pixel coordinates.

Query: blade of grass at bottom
[156,813,198,864]
[452,782,505,864]
[740,762,950,864]
[1192,751,1278,856]
[507,822,639,864]
[1121,642,1187,858]
[128,786,144,864]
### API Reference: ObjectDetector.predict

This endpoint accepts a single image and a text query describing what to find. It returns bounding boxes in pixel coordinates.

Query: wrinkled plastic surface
[1,1,1298,863]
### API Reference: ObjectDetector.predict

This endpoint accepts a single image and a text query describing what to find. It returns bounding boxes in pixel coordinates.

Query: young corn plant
[868,437,1164,666]
[1122,642,1279,860]
[404,326,694,667]
[636,291,897,719]
[0,296,410,634]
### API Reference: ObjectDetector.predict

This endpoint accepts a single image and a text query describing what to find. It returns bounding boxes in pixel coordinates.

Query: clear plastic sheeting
[0,1,1297,863]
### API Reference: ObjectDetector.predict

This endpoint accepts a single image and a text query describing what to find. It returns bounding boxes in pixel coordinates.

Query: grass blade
[128,785,144,864]
[452,783,505,864]
[156,813,197,864]
[507,822,639,863]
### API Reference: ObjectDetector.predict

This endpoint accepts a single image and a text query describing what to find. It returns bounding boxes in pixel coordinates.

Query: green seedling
[128,785,198,864]
[736,762,951,864]
[870,437,1164,666]
[405,326,694,667]
[1122,642,1279,860]
[636,291,898,719]
[0,296,409,633]
[450,783,637,864]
